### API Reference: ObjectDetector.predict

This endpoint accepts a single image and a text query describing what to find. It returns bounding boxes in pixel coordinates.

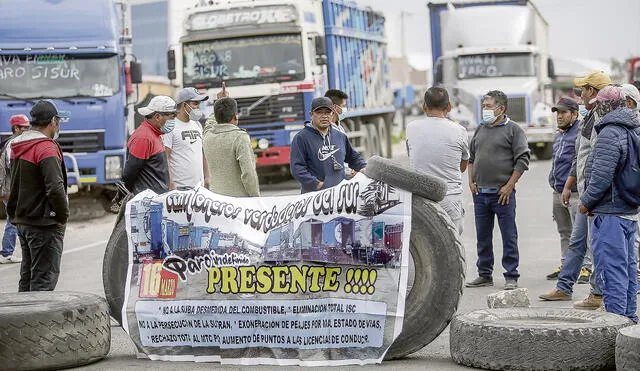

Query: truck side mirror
[547,58,556,80]
[315,36,326,57]
[315,55,327,66]
[167,50,176,80]
[130,61,143,84]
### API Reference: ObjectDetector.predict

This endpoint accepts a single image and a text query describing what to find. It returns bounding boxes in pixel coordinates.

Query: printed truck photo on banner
[122,173,412,366]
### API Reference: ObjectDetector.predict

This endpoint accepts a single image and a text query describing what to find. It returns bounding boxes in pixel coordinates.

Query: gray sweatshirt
[569,111,600,195]
[469,118,530,188]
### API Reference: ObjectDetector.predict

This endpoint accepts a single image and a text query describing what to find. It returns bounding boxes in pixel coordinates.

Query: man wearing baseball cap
[122,95,176,195]
[163,87,209,190]
[540,98,586,293]
[290,97,366,193]
[0,114,30,264]
[7,100,69,291]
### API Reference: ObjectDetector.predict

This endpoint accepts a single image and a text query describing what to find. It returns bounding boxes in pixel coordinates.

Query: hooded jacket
[581,107,640,215]
[290,123,366,193]
[203,123,259,197]
[7,130,68,226]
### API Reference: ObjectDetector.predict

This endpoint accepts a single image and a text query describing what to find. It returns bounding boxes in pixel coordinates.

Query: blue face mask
[578,105,589,118]
[160,119,175,133]
[481,109,497,125]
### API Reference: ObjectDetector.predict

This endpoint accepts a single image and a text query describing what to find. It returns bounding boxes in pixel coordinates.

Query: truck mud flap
[0,291,111,371]
[366,156,447,202]
[450,308,632,370]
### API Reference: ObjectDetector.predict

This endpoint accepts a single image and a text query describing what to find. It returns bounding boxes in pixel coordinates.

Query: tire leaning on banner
[365,156,448,202]
[103,218,128,325]
[450,308,632,370]
[383,195,465,360]
[0,292,111,371]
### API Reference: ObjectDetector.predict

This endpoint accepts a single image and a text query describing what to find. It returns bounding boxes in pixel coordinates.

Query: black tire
[103,219,128,325]
[616,324,640,371]
[68,197,107,222]
[0,291,111,371]
[385,195,465,359]
[450,308,632,371]
[532,143,553,160]
[366,155,447,202]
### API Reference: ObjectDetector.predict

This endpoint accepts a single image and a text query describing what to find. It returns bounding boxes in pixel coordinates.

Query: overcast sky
[357,0,640,65]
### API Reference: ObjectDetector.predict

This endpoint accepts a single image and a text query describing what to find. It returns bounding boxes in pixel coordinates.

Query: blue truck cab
[172,0,395,177]
[0,0,139,205]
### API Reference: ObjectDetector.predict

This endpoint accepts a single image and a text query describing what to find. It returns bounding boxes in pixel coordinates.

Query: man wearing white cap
[122,96,176,195]
[621,83,640,119]
[163,87,209,189]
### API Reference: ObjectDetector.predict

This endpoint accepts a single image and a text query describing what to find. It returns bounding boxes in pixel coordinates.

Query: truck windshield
[182,34,305,87]
[457,53,534,79]
[0,54,120,99]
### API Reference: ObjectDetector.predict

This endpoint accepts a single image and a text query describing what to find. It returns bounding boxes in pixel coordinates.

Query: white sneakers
[0,255,21,264]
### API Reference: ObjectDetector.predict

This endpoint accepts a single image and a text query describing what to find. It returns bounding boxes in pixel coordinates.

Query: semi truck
[0,0,142,214]
[169,0,395,177]
[428,0,556,159]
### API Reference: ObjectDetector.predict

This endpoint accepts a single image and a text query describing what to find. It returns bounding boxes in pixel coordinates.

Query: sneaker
[539,288,572,301]
[577,267,591,284]
[546,266,561,280]
[504,279,518,290]
[465,276,493,288]
[573,294,603,310]
[0,255,21,264]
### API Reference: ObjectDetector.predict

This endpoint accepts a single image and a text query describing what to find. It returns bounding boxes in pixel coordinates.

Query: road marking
[0,239,108,272]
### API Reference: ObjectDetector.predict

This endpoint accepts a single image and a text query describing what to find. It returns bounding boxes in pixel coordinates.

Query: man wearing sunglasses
[7,100,69,291]
[122,96,177,195]
[290,97,366,194]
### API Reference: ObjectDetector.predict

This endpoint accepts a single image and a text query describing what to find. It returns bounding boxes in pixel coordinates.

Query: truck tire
[0,291,111,371]
[103,218,128,324]
[616,324,640,371]
[375,117,391,158]
[450,308,632,371]
[532,143,553,160]
[366,155,447,202]
[365,123,380,157]
[68,197,108,221]
[385,195,465,359]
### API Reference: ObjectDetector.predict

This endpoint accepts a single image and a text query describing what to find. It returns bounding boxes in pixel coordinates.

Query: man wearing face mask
[163,88,209,190]
[579,85,639,322]
[325,89,349,134]
[7,100,69,291]
[466,90,530,290]
[621,83,640,119]
[122,96,176,195]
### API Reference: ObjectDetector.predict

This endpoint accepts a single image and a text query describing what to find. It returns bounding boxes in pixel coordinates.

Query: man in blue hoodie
[579,85,639,322]
[290,97,366,193]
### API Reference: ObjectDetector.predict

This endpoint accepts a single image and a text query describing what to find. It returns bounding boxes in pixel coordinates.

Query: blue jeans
[592,215,638,323]
[473,191,519,279]
[1,201,17,257]
[557,211,601,296]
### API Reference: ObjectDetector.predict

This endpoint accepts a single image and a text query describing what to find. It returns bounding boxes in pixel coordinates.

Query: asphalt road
[0,121,629,370]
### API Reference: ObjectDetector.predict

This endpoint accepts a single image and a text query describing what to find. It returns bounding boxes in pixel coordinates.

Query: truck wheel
[450,308,632,371]
[385,195,465,359]
[616,324,640,371]
[365,123,380,157]
[103,219,128,324]
[68,197,107,221]
[532,143,553,160]
[365,155,447,202]
[0,291,111,371]
[376,117,391,158]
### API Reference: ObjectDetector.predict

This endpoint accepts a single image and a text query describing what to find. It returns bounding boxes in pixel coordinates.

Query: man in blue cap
[7,100,69,291]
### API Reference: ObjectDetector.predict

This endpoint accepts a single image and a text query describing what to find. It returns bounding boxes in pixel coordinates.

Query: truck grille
[236,93,305,131]
[507,97,527,124]
[57,131,105,153]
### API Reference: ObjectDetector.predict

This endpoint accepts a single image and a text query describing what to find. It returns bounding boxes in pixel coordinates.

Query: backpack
[616,127,640,207]
[0,139,12,200]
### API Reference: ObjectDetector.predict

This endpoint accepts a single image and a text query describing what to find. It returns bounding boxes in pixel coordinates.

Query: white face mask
[338,107,347,121]
[481,109,497,124]
[187,105,203,121]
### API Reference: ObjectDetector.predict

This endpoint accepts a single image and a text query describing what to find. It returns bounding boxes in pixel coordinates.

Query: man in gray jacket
[203,98,259,197]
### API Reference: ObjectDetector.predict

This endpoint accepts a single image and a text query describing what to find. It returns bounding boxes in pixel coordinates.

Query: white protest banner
[122,173,411,366]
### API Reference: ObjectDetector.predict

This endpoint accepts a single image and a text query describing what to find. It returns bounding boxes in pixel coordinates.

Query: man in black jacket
[7,100,69,291]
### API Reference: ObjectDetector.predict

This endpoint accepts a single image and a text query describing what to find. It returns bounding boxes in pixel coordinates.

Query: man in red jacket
[7,100,69,291]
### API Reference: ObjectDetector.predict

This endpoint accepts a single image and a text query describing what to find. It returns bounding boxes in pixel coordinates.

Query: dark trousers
[16,224,65,292]
[473,191,520,279]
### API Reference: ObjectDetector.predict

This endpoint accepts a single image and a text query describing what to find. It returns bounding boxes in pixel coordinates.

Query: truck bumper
[523,128,555,144]
[63,149,126,186]
[255,146,291,167]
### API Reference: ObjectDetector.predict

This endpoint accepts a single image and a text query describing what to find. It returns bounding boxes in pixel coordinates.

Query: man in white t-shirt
[163,87,209,189]
[406,87,470,233]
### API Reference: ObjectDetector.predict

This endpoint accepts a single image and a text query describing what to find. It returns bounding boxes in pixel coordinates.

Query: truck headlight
[257,138,269,150]
[105,155,122,180]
